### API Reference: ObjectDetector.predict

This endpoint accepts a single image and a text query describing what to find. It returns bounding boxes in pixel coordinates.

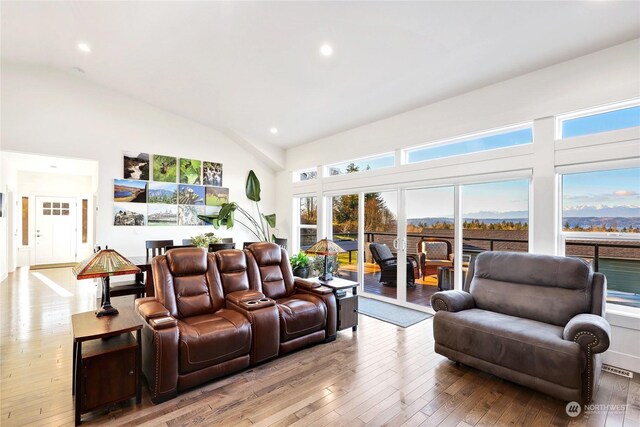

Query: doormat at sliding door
[358,297,432,328]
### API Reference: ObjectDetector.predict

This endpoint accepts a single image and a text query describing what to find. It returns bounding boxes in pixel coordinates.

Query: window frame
[403,122,533,165]
[325,152,395,177]
[556,98,640,140]
[294,195,318,253]
[293,167,318,183]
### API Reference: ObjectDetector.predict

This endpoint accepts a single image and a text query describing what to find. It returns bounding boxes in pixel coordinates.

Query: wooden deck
[338,262,439,307]
[2,266,639,426]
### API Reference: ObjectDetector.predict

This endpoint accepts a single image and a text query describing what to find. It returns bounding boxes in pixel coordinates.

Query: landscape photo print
[123,152,150,180]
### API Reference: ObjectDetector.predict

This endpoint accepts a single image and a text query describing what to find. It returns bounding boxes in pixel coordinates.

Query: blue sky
[563,168,640,216]
[562,106,640,138]
[407,128,532,163]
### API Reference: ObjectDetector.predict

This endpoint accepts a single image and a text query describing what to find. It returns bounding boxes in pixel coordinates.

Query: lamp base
[96,304,119,317]
[319,273,334,281]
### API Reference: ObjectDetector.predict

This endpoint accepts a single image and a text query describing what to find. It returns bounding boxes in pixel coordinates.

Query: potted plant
[190,232,221,249]
[199,170,284,244]
[290,251,311,278]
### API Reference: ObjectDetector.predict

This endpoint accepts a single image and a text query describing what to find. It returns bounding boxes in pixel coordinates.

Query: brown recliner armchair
[246,242,338,354]
[135,248,252,403]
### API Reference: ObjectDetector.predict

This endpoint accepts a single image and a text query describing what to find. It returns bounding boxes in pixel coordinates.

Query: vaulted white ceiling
[2,1,639,151]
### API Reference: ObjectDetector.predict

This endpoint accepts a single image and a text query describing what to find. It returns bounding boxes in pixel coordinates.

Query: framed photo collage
[113,152,228,226]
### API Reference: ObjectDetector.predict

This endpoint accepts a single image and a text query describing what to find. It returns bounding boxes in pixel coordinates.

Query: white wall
[0,63,276,259]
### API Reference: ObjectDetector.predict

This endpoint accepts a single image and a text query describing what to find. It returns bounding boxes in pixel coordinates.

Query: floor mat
[358,297,433,327]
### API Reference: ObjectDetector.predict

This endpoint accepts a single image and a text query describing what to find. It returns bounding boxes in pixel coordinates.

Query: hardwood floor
[1,267,639,426]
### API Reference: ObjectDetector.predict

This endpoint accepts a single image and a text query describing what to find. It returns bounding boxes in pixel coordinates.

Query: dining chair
[208,242,236,252]
[146,240,174,258]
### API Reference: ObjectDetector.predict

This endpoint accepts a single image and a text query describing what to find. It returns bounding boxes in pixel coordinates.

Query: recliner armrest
[294,277,321,290]
[226,290,265,305]
[563,314,611,354]
[431,290,475,313]
[136,299,171,322]
[294,278,333,295]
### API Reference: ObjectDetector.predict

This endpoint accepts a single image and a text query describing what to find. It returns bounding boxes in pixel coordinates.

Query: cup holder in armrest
[239,297,276,311]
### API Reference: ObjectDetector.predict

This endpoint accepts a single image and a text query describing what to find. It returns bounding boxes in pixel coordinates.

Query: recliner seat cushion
[434,309,585,389]
[178,309,251,374]
[277,295,326,342]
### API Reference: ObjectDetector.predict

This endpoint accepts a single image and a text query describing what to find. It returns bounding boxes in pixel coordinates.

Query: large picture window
[561,167,640,308]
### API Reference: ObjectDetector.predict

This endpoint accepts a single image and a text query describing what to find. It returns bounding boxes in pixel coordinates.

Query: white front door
[35,197,77,265]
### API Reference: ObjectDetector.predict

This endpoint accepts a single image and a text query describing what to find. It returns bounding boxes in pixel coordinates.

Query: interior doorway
[34,196,78,265]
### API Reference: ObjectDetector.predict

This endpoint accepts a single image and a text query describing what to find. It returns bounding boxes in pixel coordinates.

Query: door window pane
[331,194,359,280]
[407,186,455,307]
[364,191,398,300]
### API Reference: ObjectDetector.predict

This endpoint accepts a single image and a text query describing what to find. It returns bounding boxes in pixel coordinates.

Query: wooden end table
[317,277,359,331]
[71,307,143,425]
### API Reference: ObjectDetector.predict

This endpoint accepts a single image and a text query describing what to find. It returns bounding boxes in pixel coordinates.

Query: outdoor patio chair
[369,243,419,288]
[417,238,453,277]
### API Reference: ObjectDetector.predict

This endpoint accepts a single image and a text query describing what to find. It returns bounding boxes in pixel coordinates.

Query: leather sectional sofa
[431,251,611,403]
[135,243,337,403]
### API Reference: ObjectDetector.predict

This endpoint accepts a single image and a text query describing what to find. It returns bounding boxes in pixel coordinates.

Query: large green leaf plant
[198,170,277,242]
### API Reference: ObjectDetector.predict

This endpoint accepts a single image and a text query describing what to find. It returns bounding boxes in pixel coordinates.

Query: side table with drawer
[71,307,143,425]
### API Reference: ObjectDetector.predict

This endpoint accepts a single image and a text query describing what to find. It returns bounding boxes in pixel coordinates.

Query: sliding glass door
[363,190,398,301]
[331,193,359,281]
[405,186,456,308]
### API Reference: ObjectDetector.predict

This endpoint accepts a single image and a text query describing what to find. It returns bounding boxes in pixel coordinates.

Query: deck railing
[331,230,640,274]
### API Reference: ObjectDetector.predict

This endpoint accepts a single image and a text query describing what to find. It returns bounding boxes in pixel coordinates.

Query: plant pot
[292,267,310,278]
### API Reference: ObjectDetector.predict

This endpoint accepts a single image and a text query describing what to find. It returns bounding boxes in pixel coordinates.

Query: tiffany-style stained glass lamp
[72,247,141,317]
[305,238,346,281]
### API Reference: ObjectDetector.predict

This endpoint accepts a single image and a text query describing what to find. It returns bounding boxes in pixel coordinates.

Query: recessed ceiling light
[77,42,91,53]
[320,44,333,57]
[270,127,279,135]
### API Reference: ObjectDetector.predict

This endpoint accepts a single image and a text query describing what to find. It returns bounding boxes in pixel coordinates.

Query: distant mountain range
[563,205,639,217]
[408,216,639,231]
